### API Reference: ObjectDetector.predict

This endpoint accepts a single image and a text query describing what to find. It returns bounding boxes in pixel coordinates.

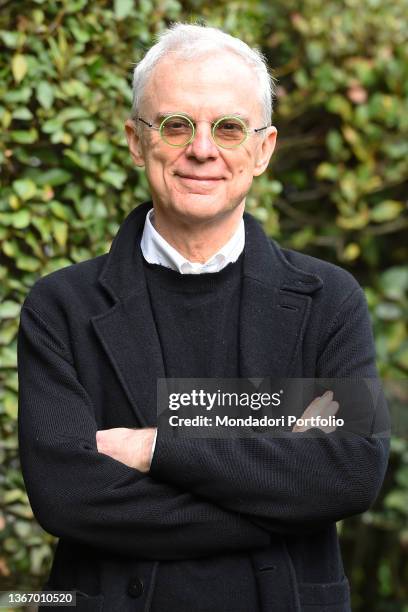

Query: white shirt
[140,207,245,461]
[141,208,245,274]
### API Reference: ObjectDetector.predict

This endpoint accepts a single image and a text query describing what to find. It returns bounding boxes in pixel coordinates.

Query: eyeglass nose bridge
[188,119,220,150]
[160,117,218,149]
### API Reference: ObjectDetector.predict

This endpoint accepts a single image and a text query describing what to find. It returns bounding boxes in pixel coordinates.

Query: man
[18,23,389,612]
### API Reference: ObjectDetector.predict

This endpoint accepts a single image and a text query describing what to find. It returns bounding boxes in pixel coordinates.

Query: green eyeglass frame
[136,113,269,149]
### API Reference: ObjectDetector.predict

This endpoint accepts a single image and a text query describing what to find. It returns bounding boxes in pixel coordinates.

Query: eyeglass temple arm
[253,125,269,133]
[137,117,155,129]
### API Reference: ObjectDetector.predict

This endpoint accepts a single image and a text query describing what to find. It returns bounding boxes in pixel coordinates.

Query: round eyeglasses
[136,114,269,149]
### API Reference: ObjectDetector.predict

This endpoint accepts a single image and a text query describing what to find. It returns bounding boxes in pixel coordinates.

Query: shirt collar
[140,208,245,274]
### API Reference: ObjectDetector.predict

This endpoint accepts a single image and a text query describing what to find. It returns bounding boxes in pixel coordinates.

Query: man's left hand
[96,427,156,472]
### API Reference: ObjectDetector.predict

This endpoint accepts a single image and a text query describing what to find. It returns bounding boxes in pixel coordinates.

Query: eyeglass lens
[160,115,247,148]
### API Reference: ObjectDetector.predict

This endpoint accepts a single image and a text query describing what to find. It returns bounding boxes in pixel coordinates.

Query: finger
[307,390,333,410]
[292,400,339,433]
[324,400,340,417]
[301,391,334,419]
[314,401,339,424]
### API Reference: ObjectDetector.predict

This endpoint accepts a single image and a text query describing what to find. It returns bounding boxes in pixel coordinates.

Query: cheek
[230,149,256,178]
[148,148,182,173]
[144,151,170,180]
[234,161,254,179]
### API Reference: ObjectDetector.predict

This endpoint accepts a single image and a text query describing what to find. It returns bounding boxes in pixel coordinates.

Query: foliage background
[0,0,407,610]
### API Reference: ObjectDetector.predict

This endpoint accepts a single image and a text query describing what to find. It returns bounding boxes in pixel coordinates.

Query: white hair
[131,23,277,126]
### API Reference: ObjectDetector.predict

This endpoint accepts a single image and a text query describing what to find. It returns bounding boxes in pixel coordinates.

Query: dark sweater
[143,253,244,379]
[143,252,262,611]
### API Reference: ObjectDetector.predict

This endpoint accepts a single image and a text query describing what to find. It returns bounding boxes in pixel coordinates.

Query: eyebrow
[154,111,251,123]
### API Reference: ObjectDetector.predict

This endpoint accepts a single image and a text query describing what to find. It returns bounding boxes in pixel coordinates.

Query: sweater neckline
[142,250,244,294]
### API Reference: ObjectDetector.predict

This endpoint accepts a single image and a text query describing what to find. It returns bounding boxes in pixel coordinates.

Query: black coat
[17,201,389,611]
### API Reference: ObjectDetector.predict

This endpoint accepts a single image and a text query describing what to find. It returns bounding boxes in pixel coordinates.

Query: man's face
[125,52,277,225]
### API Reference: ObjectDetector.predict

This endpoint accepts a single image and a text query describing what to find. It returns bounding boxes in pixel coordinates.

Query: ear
[124,118,145,167]
[253,126,278,177]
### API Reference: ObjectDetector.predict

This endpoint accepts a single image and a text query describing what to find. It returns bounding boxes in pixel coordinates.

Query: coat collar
[97,200,323,301]
[91,201,323,425]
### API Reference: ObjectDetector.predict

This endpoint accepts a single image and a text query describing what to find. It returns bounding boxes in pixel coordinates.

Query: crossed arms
[94,389,339,472]
[17,290,390,561]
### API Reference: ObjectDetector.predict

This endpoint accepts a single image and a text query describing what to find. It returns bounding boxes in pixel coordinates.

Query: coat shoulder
[22,254,108,314]
[277,242,363,297]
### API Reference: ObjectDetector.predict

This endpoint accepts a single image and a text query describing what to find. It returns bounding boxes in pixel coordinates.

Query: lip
[176,174,224,181]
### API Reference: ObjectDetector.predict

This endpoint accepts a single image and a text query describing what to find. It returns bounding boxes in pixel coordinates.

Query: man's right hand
[292,390,339,433]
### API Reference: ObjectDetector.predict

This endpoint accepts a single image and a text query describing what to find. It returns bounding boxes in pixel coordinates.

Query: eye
[217,120,243,132]
[214,118,246,144]
[163,118,192,132]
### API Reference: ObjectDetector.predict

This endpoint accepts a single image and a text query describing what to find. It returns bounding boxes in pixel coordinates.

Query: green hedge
[0,1,407,609]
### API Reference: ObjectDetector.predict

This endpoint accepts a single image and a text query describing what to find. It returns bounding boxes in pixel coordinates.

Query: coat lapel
[91,291,165,427]
[240,213,323,379]
[90,202,164,427]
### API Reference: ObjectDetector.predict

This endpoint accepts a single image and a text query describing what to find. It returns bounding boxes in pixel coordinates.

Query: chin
[170,194,232,222]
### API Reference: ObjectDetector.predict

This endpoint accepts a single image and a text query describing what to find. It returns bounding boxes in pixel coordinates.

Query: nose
[185,122,219,161]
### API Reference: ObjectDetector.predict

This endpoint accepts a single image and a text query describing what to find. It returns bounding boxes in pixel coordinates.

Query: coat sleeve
[17,303,270,560]
[149,286,390,535]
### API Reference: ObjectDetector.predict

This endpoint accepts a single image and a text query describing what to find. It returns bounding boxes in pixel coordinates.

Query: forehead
[141,52,263,119]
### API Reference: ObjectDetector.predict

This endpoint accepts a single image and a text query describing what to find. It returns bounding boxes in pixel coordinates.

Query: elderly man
[18,23,388,612]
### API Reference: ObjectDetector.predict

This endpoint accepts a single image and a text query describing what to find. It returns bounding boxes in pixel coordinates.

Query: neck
[151,202,245,263]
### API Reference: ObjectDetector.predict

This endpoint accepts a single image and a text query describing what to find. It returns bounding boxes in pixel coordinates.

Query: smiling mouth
[176,174,223,181]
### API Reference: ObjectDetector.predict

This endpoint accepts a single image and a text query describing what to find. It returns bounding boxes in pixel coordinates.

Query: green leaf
[396,466,408,488]
[2,240,19,258]
[4,489,23,504]
[379,267,408,300]
[68,119,96,135]
[30,545,51,576]
[3,86,32,104]
[42,118,62,134]
[68,19,91,43]
[370,200,404,223]
[4,391,18,419]
[57,107,90,123]
[0,31,21,48]
[0,345,17,368]
[337,209,370,230]
[100,168,127,189]
[64,0,88,12]
[31,216,51,241]
[13,178,37,200]
[13,521,32,539]
[42,258,72,274]
[12,107,33,120]
[384,490,408,514]
[52,219,68,247]
[0,301,21,318]
[375,302,402,321]
[36,81,54,110]
[16,255,41,272]
[12,54,28,83]
[64,149,98,171]
[0,320,18,345]
[342,243,360,261]
[114,0,134,19]
[60,79,90,99]
[6,504,33,519]
[10,129,38,144]
[326,95,352,120]
[36,169,73,187]
[316,161,339,181]
[49,200,74,221]
[394,345,408,370]
[11,209,31,228]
